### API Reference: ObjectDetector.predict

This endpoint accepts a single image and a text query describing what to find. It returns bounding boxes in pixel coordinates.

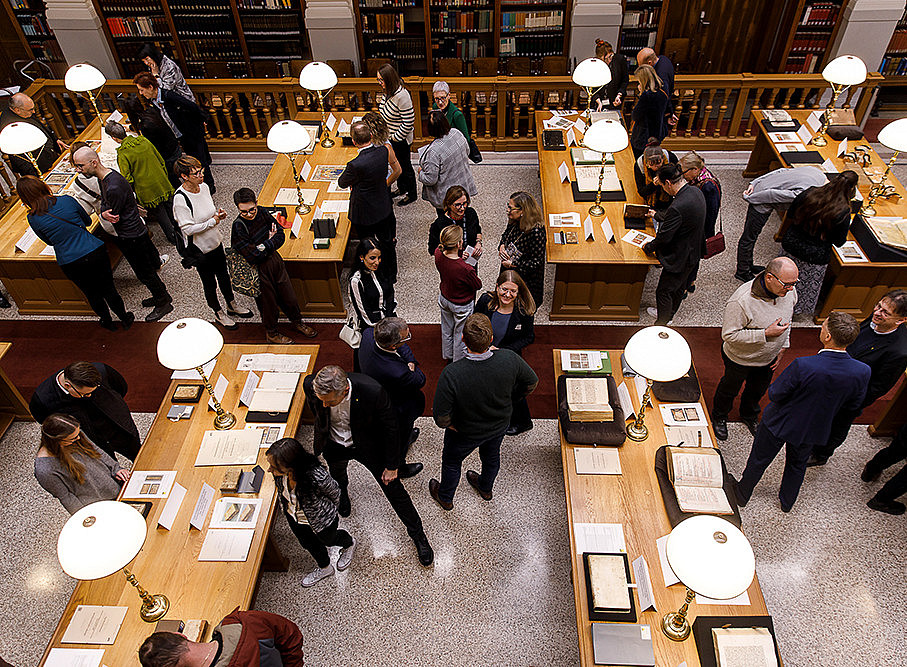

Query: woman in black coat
[427,185,483,260]
[474,270,536,436]
[591,39,629,110]
[630,64,669,157]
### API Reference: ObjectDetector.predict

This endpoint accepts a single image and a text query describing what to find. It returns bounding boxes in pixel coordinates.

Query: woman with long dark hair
[266,437,355,587]
[499,191,546,307]
[349,237,396,328]
[138,43,194,102]
[377,64,417,205]
[123,95,183,187]
[781,170,858,317]
[17,176,132,331]
[34,413,130,514]
[475,270,537,435]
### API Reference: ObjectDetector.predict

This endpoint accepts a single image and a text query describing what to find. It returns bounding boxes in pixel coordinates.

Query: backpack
[172,190,205,269]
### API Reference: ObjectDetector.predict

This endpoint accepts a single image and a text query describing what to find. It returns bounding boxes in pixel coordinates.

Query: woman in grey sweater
[34,414,130,514]
[266,438,356,587]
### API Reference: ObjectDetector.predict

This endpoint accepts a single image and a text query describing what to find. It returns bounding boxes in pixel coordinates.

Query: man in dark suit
[30,361,141,461]
[133,72,214,192]
[358,317,425,475]
[302,365,433,566]
[337,121,397,282]
[643,163,706,325]
[735,312,870,512]
[0,93,67,176]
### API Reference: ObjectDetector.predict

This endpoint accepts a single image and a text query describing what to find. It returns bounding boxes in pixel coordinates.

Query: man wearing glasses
[0,92,68,176]
[30,361,141,461]
[711,256,799,442]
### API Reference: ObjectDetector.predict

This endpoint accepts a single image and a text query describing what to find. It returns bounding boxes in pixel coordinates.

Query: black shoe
[713,418,729,441]
[734,271,755,282]
[686,284,696,293]
[731,476,748,507]
[99,319,118,331]
[466,470,492,501]
[752,264,765,274]
[505,421,533,437]
[407,427,420,447]
[142,295,172,308]
[0,294,10,308]
[397,194,417,206]
[119,312,135,330]
[389,188,403,197]
[806,455,829,467]
[145,302,173,322]
[867,496,906,515]
[780,501,793,513]
[338,491,351,517]
[861,462,882,483]
[428,478,453,511]
[398,462,424,479]
[413,533,434,566]
[741,417,759,437]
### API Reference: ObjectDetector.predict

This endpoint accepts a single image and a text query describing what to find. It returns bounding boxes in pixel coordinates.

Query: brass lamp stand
[197,362,235,430]
[626,377,653,441]
[808,83,845,148]
[589,152,608,216]
[861,151,899,217]
[287,151,312,216]
[123,567,170,622]
[662,587,695,641]
[315,90,334,148]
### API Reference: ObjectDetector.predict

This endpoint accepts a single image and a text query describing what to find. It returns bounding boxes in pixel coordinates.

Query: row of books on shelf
[800,2,840,26]
[107,16,168,38]
[618,30,656,53]
[434,37,488,60]
[499,35,562,56]
[886,29,907,54]
[880,56,907,76]
[93,1,163,11]
[361,12,406,33]
[361,0,418,6]
[248,43,302,58]
[18,15,53,36]
[167,2,233,10]
[431,10,493,33]
[241,14,299,31]
[182,39,242,59]
[623,8,659,28]
[366,37,424,60]
[171,17,238,37]
[7,0,30,9]
[237,0,294,8]
[500,10,563,32]
[31,40,65,61]
[783,52,819,73]
[788,32,831,54]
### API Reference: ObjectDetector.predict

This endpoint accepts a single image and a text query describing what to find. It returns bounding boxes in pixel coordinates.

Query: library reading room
[2,1,907,666]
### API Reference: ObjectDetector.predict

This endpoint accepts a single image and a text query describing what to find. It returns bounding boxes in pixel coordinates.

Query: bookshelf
[773,0,848,73]
[880,6,907,77]
[91,0,311,78]
[1,0,66,77]
[618,0,665,64]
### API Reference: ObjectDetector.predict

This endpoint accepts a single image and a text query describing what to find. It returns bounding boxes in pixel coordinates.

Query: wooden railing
[23,72,884,154]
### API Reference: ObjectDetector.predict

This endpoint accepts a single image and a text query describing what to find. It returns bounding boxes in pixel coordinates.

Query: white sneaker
[301,564,334,587]
[214,310,237,330]
[646,307,674,326]
[227,300,253,318]
[159,254,169,267]
[337,537,356,571]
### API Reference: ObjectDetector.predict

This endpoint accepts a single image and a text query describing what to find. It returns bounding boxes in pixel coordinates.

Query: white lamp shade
[298,61,338,91]
[64,63,107,92]
[877,117,907,153]
[623,325,691,382]
[157,317,224,371]
[572,57,612,88]
[666,515,756,600]
[267,120,311,154]
[821,55,866,87]
[0,122,47,155]
[57,501,147,580]
[582,119,629,154]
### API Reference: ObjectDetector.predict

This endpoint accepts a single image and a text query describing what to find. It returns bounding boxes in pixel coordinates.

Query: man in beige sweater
[712,256,799,441]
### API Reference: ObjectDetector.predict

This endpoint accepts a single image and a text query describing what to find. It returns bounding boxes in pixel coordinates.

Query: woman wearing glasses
[428,186,482,261]
[173,155,252,330]
[34,413,131,515]
[634,139,677,213]
[432,81,469,140]
[377,64,417,206]
[679,151,722,293]
[499,191,546,308]
[417,110,477,216]
[475,270,537,436]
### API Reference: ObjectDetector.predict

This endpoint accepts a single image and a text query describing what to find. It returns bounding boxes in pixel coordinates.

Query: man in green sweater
[430,313,538,510]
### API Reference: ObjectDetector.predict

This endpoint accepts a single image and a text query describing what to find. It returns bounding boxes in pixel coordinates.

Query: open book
[566,377,613,421]
[576,164,622,193]
[864,216,907,251]
[712,627,778,667]
[666,446,733,514]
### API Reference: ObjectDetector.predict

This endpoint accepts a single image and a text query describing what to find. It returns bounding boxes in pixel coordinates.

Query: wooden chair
[506,57,532,76]
[664,38,692,72]
[437,58,463,77]
[287,59,311,79]
[366,58,392,77]
[327,59,355,78]
[472,57,498,76]
[251,61,278,78]
[541,56,568,76]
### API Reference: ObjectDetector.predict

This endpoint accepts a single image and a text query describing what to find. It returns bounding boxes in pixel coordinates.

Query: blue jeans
[439,428,506,503]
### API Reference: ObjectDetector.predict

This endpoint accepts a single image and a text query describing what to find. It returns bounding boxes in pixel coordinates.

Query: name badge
[514,324,522,331]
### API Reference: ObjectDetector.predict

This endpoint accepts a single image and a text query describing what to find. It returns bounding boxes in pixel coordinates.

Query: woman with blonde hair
[362,110,402,188]
[680,150,722,292]
[499,191,546,307]
[435,224,482,361]
[630,64,668,156]
[34,413,130,514]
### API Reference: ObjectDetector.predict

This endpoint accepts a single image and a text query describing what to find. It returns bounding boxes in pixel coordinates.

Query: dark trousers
[60,246,128,324]
[115,232,170,304]
[395,399,423,458]
[867,426,907,502]
[322,440,424,539]
[389,139,416,198]
[712,349,775,422]
[655,264,696,325]
[511,396,531,427]
[439,427,505,502]
[353,211,397,283]
[194,244,234,312]
[256,252,302,334]
[813,406,865,460]
[736,205,773,275]
[147,199,177,244]
[285,513,352,568]
[737,423,812,509]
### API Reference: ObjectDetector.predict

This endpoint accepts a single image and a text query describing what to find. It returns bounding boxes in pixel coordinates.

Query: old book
[666,447,733,515]
[570,146,614,165]
[183,619,209,642]
[566,377,613,422]
[575,164,622,192]
[864,217,907,251]
[587,554,631,612]
[712,627,778,667]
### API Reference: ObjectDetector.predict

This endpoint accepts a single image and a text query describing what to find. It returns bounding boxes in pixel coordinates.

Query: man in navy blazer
[735,312,870,511]
[338,121,397,281]
[358,317,426,477]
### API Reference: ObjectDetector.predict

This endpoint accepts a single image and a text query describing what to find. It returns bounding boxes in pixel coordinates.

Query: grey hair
[105,121,127,140]
[374,317,409,348]
[766,256,796,276]
[9,93,30,110]
[312,365,348,396]
[432,81,450,94]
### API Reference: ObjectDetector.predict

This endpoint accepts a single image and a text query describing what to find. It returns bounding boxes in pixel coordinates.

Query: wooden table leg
[742,132,776,178]
[261,532,290,572]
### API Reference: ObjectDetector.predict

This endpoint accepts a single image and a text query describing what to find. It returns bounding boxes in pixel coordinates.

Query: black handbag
[172,191,206,269]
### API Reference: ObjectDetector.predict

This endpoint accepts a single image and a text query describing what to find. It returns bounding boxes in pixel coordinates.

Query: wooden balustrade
[21,72,883,155]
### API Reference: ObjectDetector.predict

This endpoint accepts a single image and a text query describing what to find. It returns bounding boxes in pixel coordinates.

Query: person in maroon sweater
[435,224,481,362]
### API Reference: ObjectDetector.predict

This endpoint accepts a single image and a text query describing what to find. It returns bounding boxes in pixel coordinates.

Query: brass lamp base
[214,410,237,430]
[626,421,649,441]
[296,202,312,216]
[809,134,828,147]
[860,204,876,217]
[661,610,691,641]
[588,202,606,216]
[140,593,170,623]
[320,132,335,149]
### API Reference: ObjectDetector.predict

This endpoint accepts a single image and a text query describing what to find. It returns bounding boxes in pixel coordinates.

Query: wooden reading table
[536,113,659,321]
[554,349,778,666]
[38,343,318,666]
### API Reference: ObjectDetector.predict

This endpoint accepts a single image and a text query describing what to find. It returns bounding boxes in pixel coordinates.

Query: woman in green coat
[432,81,481,163]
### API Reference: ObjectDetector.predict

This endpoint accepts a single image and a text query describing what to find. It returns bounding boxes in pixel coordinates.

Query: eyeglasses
[66,382,96,398]
[506,205,521,212]
[433,94,448,102]
[499,287,518,295]
[768,272,799,289]
[399,333,412,343]
[450,200,467,209]
[190,169,204,177]
[239,206,258,217]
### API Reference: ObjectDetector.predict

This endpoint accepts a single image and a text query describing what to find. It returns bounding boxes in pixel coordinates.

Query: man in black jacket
[643,163,706,325]
[0,93,66,176]
[338,121,397,282]
[30,361,141,461]
[133,72,215,192]
[303,365,433,566]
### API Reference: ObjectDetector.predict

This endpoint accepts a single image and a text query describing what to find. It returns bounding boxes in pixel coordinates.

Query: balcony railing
[21,72,883,154]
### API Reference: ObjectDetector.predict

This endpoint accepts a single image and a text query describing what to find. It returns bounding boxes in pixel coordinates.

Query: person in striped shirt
[378,64,417,206]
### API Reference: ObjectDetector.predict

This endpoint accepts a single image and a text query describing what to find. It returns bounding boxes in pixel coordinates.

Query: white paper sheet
[46,648,105,667]
[796,124,813,145]
[558,161,570,182]
[583,216,594,241]
[171,359,214,380]
[40,244,56,256]
[805,110,822,132]
[837,137,848,157]
[632,555,657,611]
[566,128,577,146]
[549,212,581,227]
[290,214,303,239]
[273,187,300,206]
[696,590,751,605]
[300,160,312,182]
[122,470,176,499]
[299,188,319,206]
[327,180,350,193]
[326,113,337,130]
[834,240,868,263]
[238,353,311,372]
[194,429,261,467]
[321,199,350,213]
[157,482,186,530]
[15,228,38,253]
[61,605,128,644]
[198,528,255,561]
[209,497,262,528]
[207,374,228,410]
[239,371,260,407]
[768,132,800,144]
[659,403,707,427]
[573,117,587,133]
[574,447,621,475]
[622,230,654,248]
[245,423,287,447]
[663,425,713,448]
[656,534,680,586]
[777,143,805,152]
[189,482,215,530]
[821,158,839,173]
[616,381,635,420]
[574,522,626,554]
[463,245,478,266]
[600,217,615,242]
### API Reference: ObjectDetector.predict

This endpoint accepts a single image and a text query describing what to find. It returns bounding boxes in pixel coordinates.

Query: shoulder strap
[174,189,193,214]
[73,178,100,200]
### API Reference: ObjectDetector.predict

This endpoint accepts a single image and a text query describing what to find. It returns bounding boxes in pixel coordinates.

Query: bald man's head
[764,256,799,297]
[71,146,102,177]
[636,48,657,67]
[9,93,36,118]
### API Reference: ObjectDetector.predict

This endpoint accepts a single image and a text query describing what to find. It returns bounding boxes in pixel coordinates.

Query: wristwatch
[256,244,266,251]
